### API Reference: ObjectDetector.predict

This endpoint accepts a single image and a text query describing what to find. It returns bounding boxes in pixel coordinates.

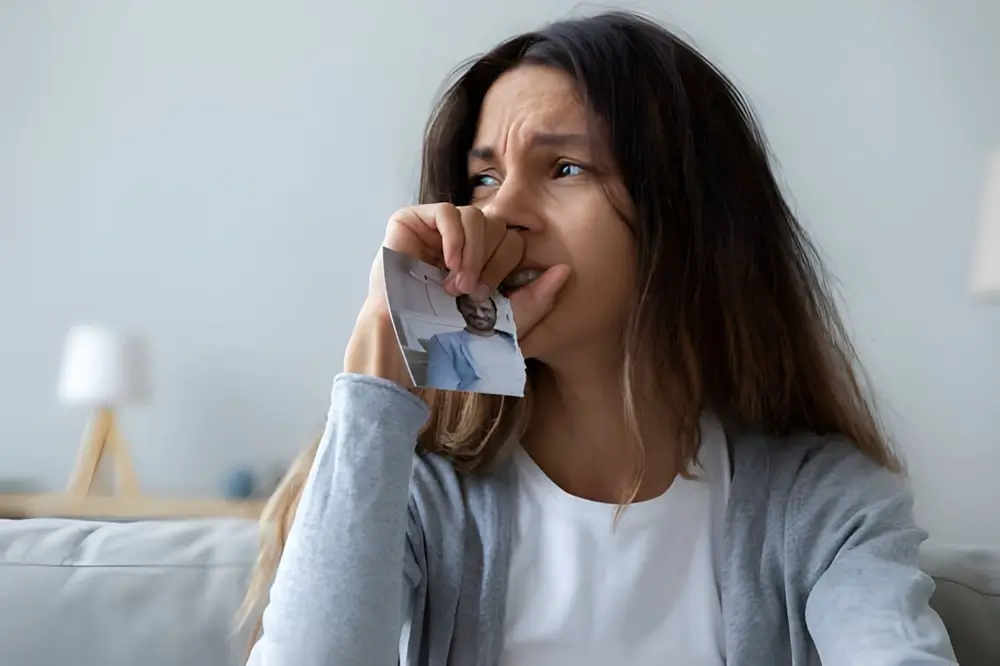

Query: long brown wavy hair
[239,10,899,644]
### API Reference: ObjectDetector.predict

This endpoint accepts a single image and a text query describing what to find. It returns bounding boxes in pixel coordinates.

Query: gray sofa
[0,518,996,665]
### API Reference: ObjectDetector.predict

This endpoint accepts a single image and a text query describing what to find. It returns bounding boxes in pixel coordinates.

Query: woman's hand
[344,203,570,386]
[384,204,525,302]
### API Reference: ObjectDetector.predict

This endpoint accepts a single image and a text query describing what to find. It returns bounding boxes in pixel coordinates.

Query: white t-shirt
[501,414,731,666]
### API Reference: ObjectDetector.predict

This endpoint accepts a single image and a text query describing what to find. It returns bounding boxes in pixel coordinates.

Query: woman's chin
[516,330,540,361]
[517,312,585,365]
[516,328,558,365]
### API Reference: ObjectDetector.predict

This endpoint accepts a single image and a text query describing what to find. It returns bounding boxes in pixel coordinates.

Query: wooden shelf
[0,493,266,520]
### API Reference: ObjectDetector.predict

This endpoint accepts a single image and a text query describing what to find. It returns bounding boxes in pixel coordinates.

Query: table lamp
[57,325,149,497]
[971,153,1000,299]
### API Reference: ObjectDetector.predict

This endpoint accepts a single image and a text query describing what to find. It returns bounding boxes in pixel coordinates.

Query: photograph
[381,246,526,397]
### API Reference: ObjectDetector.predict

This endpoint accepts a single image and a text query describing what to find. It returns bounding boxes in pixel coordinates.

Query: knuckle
[461,206,486,227]
[484,215,507,242]
[445,205,467,229]
[388,207,410,223]
[485,211,505,229]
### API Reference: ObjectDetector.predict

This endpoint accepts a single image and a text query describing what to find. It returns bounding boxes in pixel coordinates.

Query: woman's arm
[247,373,429,666]
[791,442,957,665]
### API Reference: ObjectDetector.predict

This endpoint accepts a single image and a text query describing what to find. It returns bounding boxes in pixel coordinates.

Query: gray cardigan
[248,374,957,665]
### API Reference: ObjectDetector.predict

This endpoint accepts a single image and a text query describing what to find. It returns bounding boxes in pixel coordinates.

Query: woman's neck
[521,357,676,504]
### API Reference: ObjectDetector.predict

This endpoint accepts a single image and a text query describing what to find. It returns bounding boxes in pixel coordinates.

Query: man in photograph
[425,294,525,396]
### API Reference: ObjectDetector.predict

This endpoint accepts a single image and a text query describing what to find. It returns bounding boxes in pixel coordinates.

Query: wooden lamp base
[66,407,140,497]
[0,409,265,520]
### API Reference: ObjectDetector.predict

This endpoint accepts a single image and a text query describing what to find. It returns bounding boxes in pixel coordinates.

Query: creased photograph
[381,246,526,396]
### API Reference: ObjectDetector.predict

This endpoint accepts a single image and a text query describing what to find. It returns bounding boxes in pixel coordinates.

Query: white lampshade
[971,153,1000,299]
[57,325,150,407]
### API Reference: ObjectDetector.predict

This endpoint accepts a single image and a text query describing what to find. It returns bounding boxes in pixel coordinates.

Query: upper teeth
[501,269,544,291]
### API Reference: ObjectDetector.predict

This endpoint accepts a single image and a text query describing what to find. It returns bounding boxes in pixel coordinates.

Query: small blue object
[223,467,257,499]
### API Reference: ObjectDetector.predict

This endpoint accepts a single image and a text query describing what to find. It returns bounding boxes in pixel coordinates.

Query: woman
[243,11,956,665]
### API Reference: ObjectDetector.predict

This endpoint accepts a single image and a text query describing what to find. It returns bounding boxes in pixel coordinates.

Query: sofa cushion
[921,542,1000,666]
[0,517,259,666]
[1,517,997,665]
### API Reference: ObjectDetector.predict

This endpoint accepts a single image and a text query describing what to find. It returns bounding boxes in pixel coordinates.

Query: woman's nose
[481,177,540,232]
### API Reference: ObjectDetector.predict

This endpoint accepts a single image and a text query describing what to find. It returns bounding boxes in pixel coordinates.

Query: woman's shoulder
[731,430,906,504]
[727,433,950,663]
[730,431,920,577]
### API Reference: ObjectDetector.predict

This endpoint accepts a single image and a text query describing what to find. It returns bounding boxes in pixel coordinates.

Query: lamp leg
[106,412,140,496]
[66,408,112,497]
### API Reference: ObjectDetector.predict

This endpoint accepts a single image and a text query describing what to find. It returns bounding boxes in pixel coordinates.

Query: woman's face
[468,65,635,364]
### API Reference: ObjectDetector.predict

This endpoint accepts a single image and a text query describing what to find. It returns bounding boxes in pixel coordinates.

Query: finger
[479,231,525,297]
[508,264,572,336]
[384,208,441,262]
[389,204,465,272]
[455,206,486,293]
[481,213,510,263]
[426,204,465,272]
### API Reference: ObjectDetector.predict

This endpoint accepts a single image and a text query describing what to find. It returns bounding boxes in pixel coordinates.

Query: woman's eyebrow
[468,132,591,161]
[529,132,589,148]
[469,146,495,161]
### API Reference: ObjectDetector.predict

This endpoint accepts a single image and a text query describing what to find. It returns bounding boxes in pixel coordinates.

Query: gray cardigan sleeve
[247,373,429,666]
[789,442,958,665]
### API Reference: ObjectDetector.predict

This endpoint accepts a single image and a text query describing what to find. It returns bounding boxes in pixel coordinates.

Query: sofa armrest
[921,542,1000,666]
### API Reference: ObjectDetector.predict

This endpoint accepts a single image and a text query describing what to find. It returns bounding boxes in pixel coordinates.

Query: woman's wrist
[343,303,412,388]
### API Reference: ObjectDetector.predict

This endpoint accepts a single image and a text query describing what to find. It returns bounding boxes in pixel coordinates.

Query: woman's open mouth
[500,268,544,295]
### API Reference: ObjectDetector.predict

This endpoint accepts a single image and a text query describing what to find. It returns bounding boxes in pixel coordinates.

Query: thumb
[508,264,572,337]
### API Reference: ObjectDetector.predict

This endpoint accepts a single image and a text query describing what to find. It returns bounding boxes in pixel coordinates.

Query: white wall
[1,1,998,545]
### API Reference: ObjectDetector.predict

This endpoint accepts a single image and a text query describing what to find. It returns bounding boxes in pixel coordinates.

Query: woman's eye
[471,173,500,187]
[556,162,585,177]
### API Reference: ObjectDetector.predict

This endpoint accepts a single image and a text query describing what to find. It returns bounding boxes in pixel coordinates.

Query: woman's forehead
[473,66,590,147]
